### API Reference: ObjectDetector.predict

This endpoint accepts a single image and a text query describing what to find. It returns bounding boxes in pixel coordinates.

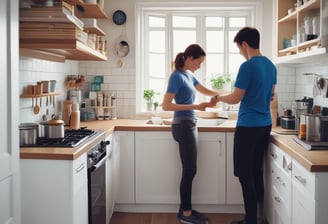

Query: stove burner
[24,128,98,148]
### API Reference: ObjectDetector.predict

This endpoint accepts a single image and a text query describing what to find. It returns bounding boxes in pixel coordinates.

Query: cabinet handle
[276,176,285,186]
[295,175,306,184]
[287,163,292,171]
[218,140,222,156]
[274,196,281,203]
[271,153,277,159]
[76,163,85,173]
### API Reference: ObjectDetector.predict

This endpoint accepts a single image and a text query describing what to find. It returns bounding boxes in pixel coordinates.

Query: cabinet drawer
[270,144,292,176]
[271,163,291,206]
[272,186,291,224]
[292,182,315,224]
[292,159,315,199]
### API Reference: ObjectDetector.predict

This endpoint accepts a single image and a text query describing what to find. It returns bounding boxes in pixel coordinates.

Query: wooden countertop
[20,119,328,172]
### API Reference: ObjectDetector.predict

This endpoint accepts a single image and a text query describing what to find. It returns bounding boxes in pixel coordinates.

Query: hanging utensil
[34,97,40,114]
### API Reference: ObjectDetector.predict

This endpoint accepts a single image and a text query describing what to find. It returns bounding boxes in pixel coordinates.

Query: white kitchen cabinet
[226,132,243,205]
[192,132,226,204]
[21,154,88,224]
[291,159,316,224]
[135,131,226,205]
[106,133,114,223]
[275,0,328,64]
[265,143,292,224]
[114,131,135,204]
[135,131,180,204]
[265,143,328,224]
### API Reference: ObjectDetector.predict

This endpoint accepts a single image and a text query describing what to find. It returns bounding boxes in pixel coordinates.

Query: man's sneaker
[177,212,206,224]
[178,208,208,221]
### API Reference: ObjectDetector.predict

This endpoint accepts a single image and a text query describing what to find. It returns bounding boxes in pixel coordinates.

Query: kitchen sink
[145,117,227,126]
[196,118,226,126]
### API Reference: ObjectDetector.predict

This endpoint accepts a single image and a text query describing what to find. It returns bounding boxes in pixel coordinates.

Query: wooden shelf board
[275,47,327,64]
[20,92,64,98]
[20,39,107,61]
[64,0,107,19]
[84,26,105,36]
[20,48,66,63]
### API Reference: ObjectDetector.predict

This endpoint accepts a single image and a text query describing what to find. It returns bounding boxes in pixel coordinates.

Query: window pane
[206,54,224,84]
[173,30,196,53]
[149,53,166,78]
[229,17,246,27]
[149,78,166,95]
[205,17,224,27]
[149,16,165,27]
[173,16,196,28]
[229,53,245,74]
[206,31,224,52]
[149,31,165,52]
[229,31,239,53]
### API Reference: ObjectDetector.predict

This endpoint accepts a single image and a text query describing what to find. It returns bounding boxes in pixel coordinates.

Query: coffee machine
[292,97,313,131]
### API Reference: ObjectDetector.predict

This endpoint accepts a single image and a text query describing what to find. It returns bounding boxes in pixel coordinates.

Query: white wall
[78,0,274,118]
[18,0,328,121]
[276,63,328,115]
[19,57,78,123]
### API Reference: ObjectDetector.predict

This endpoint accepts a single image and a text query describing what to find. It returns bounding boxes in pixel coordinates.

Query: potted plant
[153,101,160,111]
[143,89,157,111]
[210,74,231,90]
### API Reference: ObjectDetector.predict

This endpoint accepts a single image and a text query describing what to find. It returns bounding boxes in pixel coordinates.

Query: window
[136,2,261,112]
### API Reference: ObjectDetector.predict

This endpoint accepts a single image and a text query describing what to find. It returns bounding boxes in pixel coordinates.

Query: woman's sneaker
[178,208,209,221]
[177,212,206,224]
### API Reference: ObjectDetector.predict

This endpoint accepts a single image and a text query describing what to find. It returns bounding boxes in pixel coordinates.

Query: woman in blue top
[162,44,221,224]
[211,27,277,224]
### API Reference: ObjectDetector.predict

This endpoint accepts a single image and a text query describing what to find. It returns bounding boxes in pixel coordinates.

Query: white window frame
[136,2,263,113]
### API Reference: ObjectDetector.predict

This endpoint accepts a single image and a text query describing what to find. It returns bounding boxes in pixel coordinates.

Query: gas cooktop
[24,128,102,148]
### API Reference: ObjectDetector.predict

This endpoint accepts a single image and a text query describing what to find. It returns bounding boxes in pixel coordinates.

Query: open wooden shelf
[20,39,107,61]
[20,92,63,98]
[63,0,107,18]
[19,0,108,62]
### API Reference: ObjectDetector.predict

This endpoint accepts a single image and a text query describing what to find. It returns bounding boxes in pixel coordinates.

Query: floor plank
[110,212,244,224]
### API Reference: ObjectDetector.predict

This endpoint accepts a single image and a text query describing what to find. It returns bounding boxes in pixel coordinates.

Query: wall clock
[113,10,127,25]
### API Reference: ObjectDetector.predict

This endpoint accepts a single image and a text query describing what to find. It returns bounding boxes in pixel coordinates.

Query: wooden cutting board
[272,126,298,135]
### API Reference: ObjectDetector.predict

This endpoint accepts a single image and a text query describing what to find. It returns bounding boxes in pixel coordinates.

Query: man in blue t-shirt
[211,27,277,224]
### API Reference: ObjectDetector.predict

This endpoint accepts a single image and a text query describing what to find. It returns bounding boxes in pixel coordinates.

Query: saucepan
[39,118,65,138]
[19,123,39,146]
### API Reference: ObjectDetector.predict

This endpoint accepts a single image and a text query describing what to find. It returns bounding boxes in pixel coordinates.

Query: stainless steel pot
[40,119,64,139]
[305,114,321,142]
[19,123,38,146]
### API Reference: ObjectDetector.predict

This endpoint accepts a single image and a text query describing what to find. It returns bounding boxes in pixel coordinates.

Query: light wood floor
[110,212,244,224]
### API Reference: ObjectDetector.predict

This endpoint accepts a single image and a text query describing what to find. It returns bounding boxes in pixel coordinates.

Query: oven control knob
[101,140,110,147]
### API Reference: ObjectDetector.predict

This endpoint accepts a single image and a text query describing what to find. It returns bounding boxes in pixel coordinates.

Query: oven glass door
[88,156,106,224]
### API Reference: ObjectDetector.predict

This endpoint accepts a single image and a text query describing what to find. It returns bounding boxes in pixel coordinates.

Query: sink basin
[196,118,226,126]
[145,117,227,126]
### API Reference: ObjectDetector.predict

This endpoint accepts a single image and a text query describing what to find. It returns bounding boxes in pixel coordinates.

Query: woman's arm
[195,83,228,96]
[162,92,211,111]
